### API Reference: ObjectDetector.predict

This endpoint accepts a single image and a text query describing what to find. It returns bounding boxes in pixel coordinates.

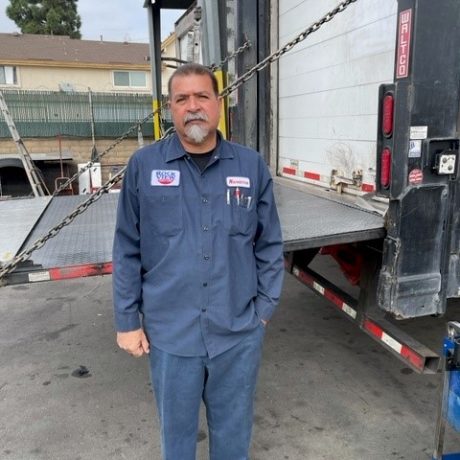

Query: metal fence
[0,90,156,138]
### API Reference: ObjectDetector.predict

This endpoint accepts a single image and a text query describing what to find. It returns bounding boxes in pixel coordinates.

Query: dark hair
[168,63,219,97]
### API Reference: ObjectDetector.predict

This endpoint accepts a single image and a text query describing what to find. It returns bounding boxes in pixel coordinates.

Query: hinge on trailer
[330,169,363,193]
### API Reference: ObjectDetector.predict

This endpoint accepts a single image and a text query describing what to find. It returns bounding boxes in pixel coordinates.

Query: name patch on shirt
[151,170,180,186]
[226,176,250,188]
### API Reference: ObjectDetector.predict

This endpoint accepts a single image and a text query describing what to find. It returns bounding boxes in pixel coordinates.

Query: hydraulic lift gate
[1,182,383,282]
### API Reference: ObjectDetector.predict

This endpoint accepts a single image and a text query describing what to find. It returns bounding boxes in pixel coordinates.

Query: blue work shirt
[112,133,284,358]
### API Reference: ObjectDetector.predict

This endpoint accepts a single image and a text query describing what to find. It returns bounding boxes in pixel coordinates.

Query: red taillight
[380,148,391,188]
[382,93,394,137]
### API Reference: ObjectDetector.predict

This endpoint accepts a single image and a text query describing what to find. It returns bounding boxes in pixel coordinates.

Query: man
[113,63,284,460]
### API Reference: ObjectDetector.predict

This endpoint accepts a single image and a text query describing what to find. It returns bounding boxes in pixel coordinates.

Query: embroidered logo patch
[151,170,180,186]
[226,176,250,188]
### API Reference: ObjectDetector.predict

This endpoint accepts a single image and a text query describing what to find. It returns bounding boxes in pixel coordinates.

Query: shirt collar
[165,131,234,163]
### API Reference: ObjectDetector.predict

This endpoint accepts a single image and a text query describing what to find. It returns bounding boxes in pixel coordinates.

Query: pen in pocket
[226,188,230,205]
[235,187,241,206]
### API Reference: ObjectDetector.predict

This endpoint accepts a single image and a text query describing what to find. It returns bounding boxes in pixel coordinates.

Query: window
[113,71,147,88]
[0,66,17,85]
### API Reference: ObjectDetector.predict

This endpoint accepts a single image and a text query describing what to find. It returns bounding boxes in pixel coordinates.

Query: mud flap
[377,185,448,317]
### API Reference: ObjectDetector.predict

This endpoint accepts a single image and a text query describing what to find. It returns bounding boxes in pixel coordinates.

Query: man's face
[169,73,221,148]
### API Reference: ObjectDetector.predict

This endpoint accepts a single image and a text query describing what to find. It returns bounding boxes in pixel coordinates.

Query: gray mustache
[184,112,208,124]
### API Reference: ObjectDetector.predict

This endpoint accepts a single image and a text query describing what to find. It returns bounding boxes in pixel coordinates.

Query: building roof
[0,33,151,68]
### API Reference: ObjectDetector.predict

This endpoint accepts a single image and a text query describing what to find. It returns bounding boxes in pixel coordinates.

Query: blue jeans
[148,324,265,460]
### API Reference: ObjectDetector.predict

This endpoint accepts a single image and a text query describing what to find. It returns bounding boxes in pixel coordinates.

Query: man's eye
[199,94,209,99]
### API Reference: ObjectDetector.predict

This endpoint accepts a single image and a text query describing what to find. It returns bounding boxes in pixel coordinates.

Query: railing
[0,90,160,138]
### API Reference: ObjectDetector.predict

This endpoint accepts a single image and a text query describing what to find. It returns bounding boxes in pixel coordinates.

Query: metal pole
[200,0,222,66]
[88,88,98,161]
[58,134,64,178]
[146,2,163,140]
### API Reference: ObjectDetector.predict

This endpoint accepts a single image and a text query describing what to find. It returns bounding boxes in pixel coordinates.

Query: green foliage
[6,0,82,39]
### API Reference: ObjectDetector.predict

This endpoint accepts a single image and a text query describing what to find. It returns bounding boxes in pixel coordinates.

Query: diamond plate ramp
[16,184,385,272]
[275,183,385,251]
[22,194,119,269]
[0,197,52,264]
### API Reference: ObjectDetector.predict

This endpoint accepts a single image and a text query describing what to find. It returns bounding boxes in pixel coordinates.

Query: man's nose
[187,96,199,111]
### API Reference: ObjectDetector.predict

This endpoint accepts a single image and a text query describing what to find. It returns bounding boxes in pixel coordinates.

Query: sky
[0,0,184,42]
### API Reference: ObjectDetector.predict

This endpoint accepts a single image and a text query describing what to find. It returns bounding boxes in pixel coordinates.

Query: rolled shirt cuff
[254,298,276,322]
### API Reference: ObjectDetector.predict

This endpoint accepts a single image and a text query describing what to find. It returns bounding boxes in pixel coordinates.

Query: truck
[1,0,459,374]
[145,0,460,373]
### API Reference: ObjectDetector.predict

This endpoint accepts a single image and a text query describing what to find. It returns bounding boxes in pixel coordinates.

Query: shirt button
[202,197,208,203]
[203,282,208,287]
[203,225,209,231]
[204,255,210,260]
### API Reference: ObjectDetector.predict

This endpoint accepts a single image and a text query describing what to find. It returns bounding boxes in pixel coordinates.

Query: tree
[6,0,82,39]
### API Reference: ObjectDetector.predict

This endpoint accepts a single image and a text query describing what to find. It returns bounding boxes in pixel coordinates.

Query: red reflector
[382,94,394,137]
[380,148,391,188]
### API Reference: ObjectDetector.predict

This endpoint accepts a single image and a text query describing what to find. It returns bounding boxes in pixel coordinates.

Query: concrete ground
[1,258,460,460]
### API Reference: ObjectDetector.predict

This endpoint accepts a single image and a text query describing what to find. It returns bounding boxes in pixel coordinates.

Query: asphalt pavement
[1,258,460,459]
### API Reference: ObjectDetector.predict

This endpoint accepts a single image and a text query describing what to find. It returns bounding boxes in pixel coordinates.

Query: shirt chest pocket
[223,197,257,236]
[145,189,183,236]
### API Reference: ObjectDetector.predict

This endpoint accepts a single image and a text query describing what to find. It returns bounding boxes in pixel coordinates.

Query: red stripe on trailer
[291,266,436,372]
[362,318,425,371]
[362,318,381,338]
[48,262,113,281]
[361,183,375,192]
[324,289,345,309]
[293,266,314,286]
[292,266,357,320]
[400,345,425,371]
[283,167,297,175]
[323,288,357,320]
[304,171,321,181]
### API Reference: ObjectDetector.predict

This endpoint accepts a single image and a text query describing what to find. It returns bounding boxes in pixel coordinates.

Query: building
[0,33,178,196]
[161,32,178,94]
[0,33,152,93]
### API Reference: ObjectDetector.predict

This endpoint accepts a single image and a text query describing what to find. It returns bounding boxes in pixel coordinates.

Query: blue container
[448,370,460,432]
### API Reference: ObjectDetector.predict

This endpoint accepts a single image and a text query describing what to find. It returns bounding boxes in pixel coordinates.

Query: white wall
[277,0,397,189]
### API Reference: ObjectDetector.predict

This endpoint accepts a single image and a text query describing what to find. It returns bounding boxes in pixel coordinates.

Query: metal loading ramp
[21,194,118,269]
[2,181,385,284]
[0,196,52,264]
[26,183,384,267]
[276,180,386,251]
